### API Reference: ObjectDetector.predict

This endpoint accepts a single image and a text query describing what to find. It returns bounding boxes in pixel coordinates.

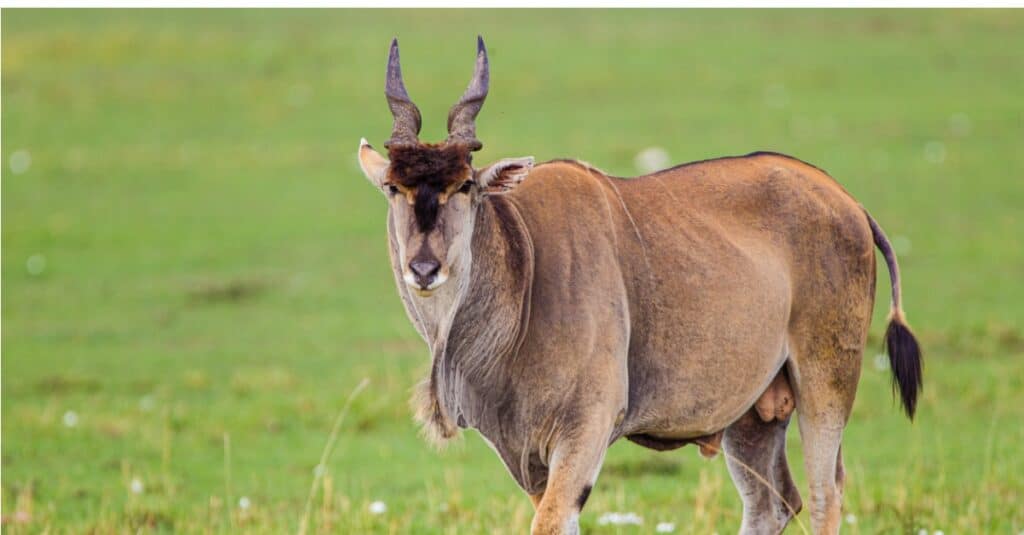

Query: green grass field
[3,9,1023,534]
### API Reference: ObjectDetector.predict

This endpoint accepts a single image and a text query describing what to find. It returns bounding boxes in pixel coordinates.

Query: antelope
[356,36,922,535]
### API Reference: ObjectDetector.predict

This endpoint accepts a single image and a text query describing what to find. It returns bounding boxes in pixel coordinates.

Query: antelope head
[358,37,533,296]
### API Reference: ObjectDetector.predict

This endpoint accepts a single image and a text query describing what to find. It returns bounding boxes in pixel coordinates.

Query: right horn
[383,38,422,149]
[445,36,489,152]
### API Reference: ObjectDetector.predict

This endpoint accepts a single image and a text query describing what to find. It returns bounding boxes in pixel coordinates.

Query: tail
[865,211,923,420]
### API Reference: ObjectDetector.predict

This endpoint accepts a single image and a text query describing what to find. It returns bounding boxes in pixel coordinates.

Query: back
[504,152,876,435]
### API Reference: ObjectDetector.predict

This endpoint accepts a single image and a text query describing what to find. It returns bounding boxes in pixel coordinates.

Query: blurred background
[2,9,1022,533]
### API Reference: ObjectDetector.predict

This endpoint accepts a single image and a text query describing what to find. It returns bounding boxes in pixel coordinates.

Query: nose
[409,258,441,287]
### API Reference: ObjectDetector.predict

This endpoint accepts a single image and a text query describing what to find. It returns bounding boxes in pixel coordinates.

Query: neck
[390,197,530,351]
[389,196,534,438]
[439,196,533,374]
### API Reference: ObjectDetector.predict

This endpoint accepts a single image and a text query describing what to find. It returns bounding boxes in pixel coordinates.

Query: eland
[356,37,922,534]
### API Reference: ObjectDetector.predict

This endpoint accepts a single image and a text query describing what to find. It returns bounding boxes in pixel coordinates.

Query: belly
[620,339,790,440]
[618,255,792,439]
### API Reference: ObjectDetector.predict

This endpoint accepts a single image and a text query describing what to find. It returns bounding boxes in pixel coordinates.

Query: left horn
[384,38,423,149]
[446,36,489,152]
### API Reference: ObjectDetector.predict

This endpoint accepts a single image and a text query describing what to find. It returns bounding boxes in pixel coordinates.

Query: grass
[2,8,1023,534]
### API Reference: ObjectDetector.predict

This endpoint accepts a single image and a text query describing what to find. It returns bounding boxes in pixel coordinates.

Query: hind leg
[789,337,862,534]
[724,407,802,535]
[795,404,847,533]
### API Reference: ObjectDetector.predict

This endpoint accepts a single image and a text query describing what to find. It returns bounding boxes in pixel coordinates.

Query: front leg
[531,423,612,535]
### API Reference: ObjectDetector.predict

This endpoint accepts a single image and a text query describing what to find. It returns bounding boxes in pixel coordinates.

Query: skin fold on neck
[389,195,534,437]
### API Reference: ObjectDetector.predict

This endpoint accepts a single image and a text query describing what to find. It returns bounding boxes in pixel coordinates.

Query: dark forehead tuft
[387,143,472,189]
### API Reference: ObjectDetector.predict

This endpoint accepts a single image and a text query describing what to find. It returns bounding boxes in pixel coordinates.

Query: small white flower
[130,477,144,494]
[933,531,944,535]
[634,147,671,174]
[656,521,676,532]
[845,513,857,525]
[918,530,928,535]
[238,496,251,510]
[62,410,79,427]
[597,512,643,525]
[9,149,32,174]
[26,254,46,276]
[873,353,890,371]
[368,500,387,515]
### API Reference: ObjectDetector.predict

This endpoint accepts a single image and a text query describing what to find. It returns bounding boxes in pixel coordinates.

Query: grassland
[3,8,1023,534]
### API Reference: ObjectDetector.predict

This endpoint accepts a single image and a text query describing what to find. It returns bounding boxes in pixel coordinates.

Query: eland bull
[356,37,922,534]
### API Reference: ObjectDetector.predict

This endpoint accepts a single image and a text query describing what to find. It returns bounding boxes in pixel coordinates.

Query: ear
[358,138,389,188]
[475,156,534,194]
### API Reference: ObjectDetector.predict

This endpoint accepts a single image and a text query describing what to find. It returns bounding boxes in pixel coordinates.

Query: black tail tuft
[884,316,923,419]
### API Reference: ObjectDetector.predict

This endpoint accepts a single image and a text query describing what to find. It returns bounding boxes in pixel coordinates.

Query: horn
[446,36,489,152]
[384,38,422,149]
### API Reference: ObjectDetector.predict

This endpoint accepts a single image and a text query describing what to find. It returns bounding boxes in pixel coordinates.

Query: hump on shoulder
[503,158,623,233]
[513,158,613,198]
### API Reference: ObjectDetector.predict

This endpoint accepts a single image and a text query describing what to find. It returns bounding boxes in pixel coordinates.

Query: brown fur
[411,376,458,447]
[387,143,471,189]
[363,145,919,535]
[387,143,473,232]
[360,42,917,532]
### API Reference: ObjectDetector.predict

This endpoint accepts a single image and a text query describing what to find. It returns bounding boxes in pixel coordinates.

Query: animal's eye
[386,184,400,196]
[458,181,475,194]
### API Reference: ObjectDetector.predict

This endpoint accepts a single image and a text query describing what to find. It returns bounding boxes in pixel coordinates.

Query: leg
[796,408,845,533]
[723,408,802,535]
[790,341,861,534]
[785,203,874,533]
[531,424,610,535]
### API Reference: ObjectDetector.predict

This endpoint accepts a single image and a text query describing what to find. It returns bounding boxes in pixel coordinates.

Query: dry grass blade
[695,439,810,535]
[223,432,233,530]
[296,378,370,535]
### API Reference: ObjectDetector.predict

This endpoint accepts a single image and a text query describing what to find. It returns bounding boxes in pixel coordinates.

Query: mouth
[403,270,448,297]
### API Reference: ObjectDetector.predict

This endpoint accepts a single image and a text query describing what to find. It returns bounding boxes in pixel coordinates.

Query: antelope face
[361,141,476,295]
